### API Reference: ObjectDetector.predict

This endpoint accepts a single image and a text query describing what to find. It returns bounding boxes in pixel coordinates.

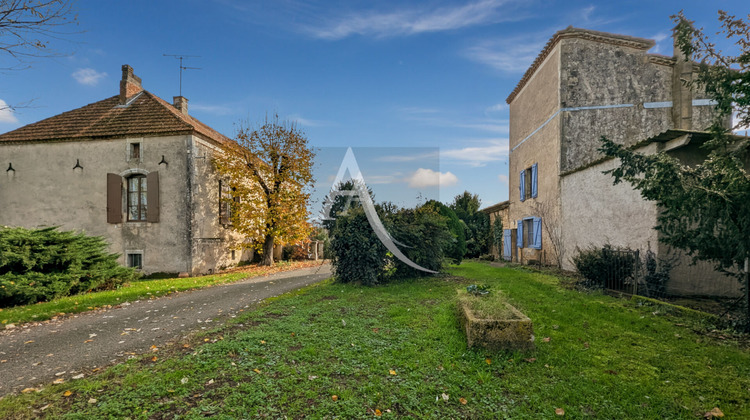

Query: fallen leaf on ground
[555,408,565,415]
[260,340,266,344]
[24,340,34,344]
[88,398,97,404]
[63,391,72,397]
[84,339,93,343]
[583,342,590,349]
[389,369,397,375]
[151,356,158,362]
[253,369,261,374]
[21,388,38,393]
[441,393,449,401]
[374,409,382,416]
[72,374,84,379]
[543,337,551,342]
[524,358,536,363]
[486,358,492,365]
[180,377,188,384]
[332,395,338,401]
[705,407,724,418]
[459,397,467,405]
[53,378,64,384]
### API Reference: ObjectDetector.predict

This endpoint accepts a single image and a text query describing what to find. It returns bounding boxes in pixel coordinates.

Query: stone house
[500,27,740,297]
[480,200,509,260]
[0,65,250,276]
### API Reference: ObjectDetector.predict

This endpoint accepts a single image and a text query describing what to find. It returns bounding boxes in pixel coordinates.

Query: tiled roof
[0,91,231,145]
[480,200,510,214]
[505,27,656,104]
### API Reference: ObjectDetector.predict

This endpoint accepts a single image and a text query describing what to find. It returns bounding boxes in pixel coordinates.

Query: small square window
[127,253,143,269]
[130,143,141,160]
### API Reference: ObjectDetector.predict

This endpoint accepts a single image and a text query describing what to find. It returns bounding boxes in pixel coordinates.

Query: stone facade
[0,65,250,275]
[504,27,740,296]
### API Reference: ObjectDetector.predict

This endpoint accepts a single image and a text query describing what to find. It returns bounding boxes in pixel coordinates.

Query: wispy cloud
[305,0,521,40]
[406,168,458,188]
[485,103,508,114]
[398,106,509,134]
[441,138,509,167]
[498,174,509,184]
[72,68,107,86]
[650,31,670,54]
[375,151,439,163]
[465,35,545,73]
[288,114,335,127]
[0,99,18,123]
[190,103,234,116]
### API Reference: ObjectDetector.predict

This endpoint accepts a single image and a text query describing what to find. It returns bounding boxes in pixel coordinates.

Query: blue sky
[1,0,747,210]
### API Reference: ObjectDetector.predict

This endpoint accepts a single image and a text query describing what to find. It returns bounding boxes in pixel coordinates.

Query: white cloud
[0,99,18,123]
[485,103,508,113]
[465,36,545,73]
[306,0,520,40]
[375,151,439,163]
[287,114,334,127]
[407,168,458,188]
[440,139,509,167]
[191,103,234,116]
[72,68,107,86]
[498,174,509,184]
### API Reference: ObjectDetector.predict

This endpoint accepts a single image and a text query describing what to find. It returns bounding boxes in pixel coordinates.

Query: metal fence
[598,248,670,299]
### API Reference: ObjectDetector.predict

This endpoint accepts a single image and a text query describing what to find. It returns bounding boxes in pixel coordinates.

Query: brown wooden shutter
[107,173,122,223]
[147,171,160,223]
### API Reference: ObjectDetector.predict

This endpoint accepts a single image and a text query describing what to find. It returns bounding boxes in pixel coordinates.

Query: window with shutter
[531,163,538,198]
[519,170,526,202]
[127,175,147,221]
[107,173,123,224]
[146,171,159,223]
[503,229,512,260]
[219,180,229,225]
[532,217,542,249]
[517,220,523,248]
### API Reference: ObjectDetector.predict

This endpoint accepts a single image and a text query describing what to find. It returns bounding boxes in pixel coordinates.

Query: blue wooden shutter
[519,170,525,202]
[503,229,512,260]
[517,220,523,248]
[532,217,542,249]
[531,163,538,198]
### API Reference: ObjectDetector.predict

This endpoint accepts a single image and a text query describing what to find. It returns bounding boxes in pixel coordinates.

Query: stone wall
[0,135,192,274]
[507,45,562,266]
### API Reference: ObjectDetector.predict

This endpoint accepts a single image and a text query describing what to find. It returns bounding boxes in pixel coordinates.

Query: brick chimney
[120,65,143,105]
[173,96,188,115]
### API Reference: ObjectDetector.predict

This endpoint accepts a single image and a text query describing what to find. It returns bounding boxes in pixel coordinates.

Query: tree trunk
[261,234,275,266]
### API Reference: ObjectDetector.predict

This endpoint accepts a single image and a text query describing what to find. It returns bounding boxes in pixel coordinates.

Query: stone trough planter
[458,300,535,352]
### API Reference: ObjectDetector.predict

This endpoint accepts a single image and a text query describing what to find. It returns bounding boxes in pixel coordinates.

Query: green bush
[572,244,636,289]
[387,204,452,279]
[0,227,139,307]
[423,200,466,264]
[329,207,389,285]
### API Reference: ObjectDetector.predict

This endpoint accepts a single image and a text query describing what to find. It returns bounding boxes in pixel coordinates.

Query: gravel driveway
[0,263,331,396]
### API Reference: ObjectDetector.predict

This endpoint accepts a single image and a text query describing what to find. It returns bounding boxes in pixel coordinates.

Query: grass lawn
[0,260,323,328]
[0,262,747,418]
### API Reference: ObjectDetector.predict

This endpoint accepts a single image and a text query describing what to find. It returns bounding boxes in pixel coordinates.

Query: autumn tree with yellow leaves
[214,115,315,266]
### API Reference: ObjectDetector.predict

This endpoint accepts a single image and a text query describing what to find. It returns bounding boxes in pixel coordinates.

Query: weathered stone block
[458,301,535,352]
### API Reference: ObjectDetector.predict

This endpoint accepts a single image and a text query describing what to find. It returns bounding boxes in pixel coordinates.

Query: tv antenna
[163,54,201,97]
